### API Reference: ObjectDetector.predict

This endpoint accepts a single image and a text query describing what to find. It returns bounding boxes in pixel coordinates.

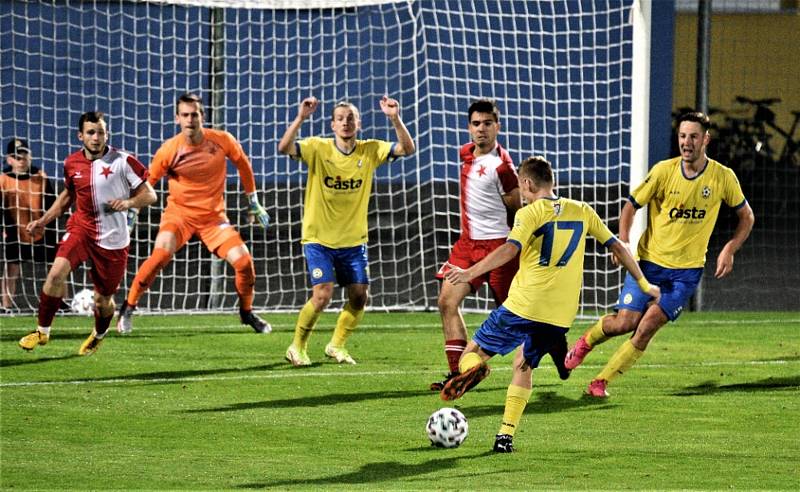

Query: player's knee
[94,295,115,314]
[311,284,334,309]
[348,285,368,310]
[232,254,255,283]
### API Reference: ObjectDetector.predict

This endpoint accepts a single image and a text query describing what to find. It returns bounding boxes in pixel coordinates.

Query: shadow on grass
[458,391,615,419]
[672,375,800,396]
[0,353,82,367]
[236,450,497,489]
[187,387,436,413]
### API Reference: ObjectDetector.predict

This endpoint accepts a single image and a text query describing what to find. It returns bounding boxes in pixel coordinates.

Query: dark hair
[468,99,500,123]
[677,111,711,132]
[176,93,204,115]
[331,101,360,121]
[78,111,105,132]
[519,156,554,187]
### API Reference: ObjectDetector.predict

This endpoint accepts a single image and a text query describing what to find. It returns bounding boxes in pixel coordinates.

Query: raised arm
[715,201,754,279]
[278,96,319,157]
[379,95,415,157]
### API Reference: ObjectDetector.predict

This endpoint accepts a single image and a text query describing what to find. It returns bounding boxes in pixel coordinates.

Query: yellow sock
[293,300,321,350]
[596,339,644,382]
[498,384,532,437]
[585,315,610,347]
[458,352,482,374]
[330,302,364,348]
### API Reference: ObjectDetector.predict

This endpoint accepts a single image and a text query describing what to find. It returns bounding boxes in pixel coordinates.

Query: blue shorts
[473,306,569,368]
[616,260,703,321]
[303,243,369,287]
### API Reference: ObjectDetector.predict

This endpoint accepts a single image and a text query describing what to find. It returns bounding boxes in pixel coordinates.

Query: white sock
[37,326,51,336]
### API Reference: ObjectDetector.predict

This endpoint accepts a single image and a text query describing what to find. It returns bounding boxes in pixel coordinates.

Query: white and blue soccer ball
[426,407,468,448]
[70,288,95,315]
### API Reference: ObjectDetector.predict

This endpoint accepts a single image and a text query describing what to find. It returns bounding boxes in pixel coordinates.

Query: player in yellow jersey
[564,111,755,398]
[442,156,660,453]
[277,95,415,366]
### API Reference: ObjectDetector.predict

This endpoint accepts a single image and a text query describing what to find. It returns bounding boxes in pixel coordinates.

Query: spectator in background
[1,138,57,312]
[19,111,157,355]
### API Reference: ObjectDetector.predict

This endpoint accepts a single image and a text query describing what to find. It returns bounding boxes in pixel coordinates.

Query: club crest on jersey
[357,159,363,168]
[100,166,113,179]
[702,186,711,199]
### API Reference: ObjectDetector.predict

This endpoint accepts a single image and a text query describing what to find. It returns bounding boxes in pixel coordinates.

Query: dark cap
[7,138,30,155]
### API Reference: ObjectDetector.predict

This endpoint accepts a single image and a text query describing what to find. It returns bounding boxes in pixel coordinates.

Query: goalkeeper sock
[596,339,644,382]
[232,254,255,311]
[128,247,172,305]
[498,384,532,437]
[445,338,467,373]
[37,292,62,328]
[458,352,483,374]
[293,300,321,350]
[330,302,364,347]
[585,315,610,347]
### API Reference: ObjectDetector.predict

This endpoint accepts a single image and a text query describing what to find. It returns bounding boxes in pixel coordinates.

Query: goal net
[1,0,640,315]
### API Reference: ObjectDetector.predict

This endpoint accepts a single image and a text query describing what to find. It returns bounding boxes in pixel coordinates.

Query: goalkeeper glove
[247,193,270,229]
[126,208,139,234]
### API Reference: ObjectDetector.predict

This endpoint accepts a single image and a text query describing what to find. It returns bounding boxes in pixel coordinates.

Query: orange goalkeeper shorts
[159,206,244,258]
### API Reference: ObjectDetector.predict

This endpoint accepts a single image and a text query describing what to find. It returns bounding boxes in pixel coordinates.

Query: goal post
[1,0,649,317]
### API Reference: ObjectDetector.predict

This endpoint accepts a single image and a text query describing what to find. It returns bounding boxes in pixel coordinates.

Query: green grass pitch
[2,311,798,490]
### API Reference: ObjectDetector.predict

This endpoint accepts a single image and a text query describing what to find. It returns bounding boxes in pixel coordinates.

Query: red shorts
[435,236,519,305]
[56,229,128,296]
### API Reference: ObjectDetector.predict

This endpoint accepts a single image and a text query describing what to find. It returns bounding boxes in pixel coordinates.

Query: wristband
[636,277,652,293]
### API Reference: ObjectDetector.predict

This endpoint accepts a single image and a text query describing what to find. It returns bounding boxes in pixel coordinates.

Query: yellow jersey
[296,137,394,248]
[504,197,616,328]
[631,157,746,269]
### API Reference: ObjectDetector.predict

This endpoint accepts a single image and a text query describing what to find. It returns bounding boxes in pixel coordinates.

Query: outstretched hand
[379,95,400,119]
[248,201,271,229]
[299,97,319,120]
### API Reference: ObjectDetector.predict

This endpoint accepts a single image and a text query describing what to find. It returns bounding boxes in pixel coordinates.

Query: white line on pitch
[0,358,794,388]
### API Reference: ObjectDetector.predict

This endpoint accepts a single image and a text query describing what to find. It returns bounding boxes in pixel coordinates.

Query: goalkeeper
[117,93,271,334]
[278,95,415,366]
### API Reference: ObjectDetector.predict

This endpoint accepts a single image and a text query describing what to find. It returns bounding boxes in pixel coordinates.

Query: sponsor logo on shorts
[312,268,323,279]
[623,293,634,305]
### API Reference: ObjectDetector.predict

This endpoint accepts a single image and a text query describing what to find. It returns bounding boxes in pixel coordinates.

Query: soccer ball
[426,407,468,448]
[70,288,95,315]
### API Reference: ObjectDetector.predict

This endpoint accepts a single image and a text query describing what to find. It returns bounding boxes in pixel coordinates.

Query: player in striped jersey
[19,111,157,355]
[441,156,660,452]
[565,112,755,398]
[278,95,415,366]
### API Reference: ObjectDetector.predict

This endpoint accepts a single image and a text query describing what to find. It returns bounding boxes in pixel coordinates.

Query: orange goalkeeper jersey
[149,128,256,218]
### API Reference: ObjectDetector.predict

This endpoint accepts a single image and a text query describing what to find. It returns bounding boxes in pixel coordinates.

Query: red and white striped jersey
[459,142,518,240]
[63,147,148,250]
